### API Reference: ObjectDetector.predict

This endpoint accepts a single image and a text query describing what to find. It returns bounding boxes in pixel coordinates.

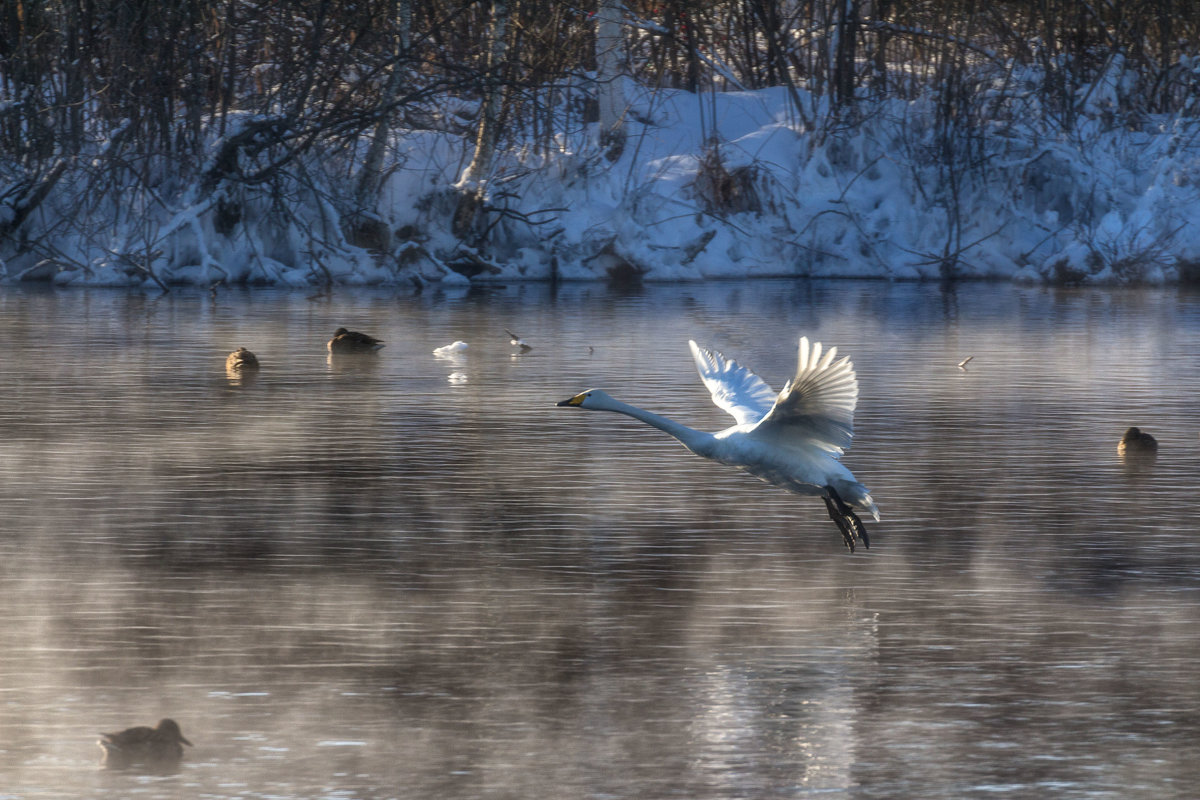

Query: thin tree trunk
[595,0,627,160]
[460,0,509,188]
[454,0,510,240]
[747,0,812,130]
[834,0,859,107]
[355,0,411,211]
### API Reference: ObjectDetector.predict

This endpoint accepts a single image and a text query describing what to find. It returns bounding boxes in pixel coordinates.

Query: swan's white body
[558,337,879,549]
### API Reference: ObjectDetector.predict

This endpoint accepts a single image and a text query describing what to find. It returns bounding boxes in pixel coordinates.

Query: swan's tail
[837,481,880,521]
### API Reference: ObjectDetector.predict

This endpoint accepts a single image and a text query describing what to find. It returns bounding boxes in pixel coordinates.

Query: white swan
[557,336,879,551]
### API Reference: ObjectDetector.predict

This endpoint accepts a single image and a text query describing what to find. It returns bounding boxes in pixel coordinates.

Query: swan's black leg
[825,486,869,551]
[824,495,858,552]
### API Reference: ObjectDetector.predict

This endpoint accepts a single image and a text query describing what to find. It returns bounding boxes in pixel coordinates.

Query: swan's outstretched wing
[747,337,857,454]
[689,341,778,426]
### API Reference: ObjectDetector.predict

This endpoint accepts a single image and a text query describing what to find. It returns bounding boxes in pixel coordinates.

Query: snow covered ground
[388,79,1200,286]
[9,76,1200,287]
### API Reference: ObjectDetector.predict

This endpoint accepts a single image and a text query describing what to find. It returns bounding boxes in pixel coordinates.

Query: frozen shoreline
[6,80,1200,289]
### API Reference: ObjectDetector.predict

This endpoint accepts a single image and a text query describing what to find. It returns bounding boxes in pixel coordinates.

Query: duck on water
[98,718,193,773]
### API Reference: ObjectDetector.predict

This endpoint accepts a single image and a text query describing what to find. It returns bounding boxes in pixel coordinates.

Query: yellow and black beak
[556,393,586,407]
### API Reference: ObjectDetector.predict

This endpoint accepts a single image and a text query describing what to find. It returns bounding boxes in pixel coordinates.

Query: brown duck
[98,718,193,773]
[1118,426,1158,456]
[225,347,260,372]
[328,327,384,354]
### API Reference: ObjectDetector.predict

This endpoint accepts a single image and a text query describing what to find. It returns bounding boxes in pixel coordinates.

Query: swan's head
[556,389,616,410]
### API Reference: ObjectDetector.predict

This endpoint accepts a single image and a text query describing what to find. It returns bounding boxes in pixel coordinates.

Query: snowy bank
[5,78,1200,288]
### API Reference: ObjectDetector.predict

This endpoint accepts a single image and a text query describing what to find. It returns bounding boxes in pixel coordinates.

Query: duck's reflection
[327,352,381,374]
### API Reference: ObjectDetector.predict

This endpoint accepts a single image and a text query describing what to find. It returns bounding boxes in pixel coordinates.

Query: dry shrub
[693,146,762,215]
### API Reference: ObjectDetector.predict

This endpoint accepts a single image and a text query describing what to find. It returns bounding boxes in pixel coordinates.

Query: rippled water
[1,281,1198,799]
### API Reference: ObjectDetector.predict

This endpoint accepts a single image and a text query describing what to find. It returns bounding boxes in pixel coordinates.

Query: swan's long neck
[604,397,716,456]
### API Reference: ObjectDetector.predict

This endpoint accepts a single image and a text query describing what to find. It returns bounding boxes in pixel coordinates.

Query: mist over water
[1,282,1198,799]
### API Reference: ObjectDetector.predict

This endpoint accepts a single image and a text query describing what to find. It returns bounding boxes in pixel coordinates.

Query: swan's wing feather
[748,336,858,454]
[689,341,778,426]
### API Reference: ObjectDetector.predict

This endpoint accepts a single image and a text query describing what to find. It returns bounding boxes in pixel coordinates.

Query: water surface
[1,281,1198,799]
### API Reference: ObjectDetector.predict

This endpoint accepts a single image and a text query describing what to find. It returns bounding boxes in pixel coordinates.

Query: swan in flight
[557,337,879,551]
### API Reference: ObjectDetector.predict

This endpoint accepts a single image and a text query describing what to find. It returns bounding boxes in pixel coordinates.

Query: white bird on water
[433,341,469,357]
[557,336,879,552]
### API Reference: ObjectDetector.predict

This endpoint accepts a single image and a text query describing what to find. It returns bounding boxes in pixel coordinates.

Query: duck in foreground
[557,336,879,552]
[328,327,384,354]
[1118,426,1158,456]
[98,718,192,773]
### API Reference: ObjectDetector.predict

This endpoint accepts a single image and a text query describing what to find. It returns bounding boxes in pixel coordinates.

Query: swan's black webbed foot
[824,486,869,552]
[824,495,857,551]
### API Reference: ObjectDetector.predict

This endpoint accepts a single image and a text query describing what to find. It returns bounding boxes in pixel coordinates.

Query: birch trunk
[459,0,510,188]
[354,0,411,211]
[595,0,626,159]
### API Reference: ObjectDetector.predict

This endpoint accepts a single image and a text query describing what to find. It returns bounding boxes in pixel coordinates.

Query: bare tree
[349,0,413,253]
[459,0,510,189]
[595,0,628,159]
[5,0,1200,283]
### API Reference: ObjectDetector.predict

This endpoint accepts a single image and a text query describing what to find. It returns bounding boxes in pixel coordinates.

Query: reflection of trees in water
[852,572,1200,795]
[6,494,1200,797]
[3,283,1200,795]
[0,531,880,795]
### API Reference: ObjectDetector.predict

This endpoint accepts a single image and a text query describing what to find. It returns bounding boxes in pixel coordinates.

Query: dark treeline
[2,0,1199,283]
[5,1,1198,152]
